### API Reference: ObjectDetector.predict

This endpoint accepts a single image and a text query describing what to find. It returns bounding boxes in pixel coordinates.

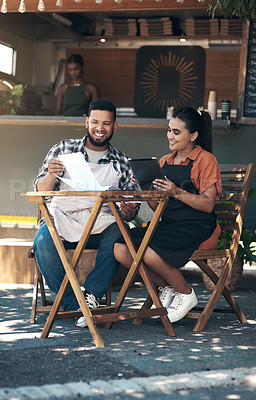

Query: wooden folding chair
[136,163,254,331]
[29,247,112,323]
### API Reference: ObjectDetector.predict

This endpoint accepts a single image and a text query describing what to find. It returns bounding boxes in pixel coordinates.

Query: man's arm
[118,159,140,221]
[36,160,64,191]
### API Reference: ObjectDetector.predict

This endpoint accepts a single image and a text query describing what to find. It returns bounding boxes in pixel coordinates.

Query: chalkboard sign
[237,20,256,124]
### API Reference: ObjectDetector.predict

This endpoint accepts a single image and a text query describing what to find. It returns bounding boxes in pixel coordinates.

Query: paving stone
[89,380,121,394]
[16,385,47,399]
[64,381,96,397]
[108,379,144,393]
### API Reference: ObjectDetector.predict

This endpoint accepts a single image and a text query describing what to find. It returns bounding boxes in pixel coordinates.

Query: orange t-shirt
[159,145,222,199]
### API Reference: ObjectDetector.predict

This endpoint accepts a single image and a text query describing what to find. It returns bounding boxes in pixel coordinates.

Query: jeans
[33,222,122,311]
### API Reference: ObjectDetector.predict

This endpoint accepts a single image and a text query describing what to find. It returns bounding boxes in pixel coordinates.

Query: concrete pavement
[0,264,256,399]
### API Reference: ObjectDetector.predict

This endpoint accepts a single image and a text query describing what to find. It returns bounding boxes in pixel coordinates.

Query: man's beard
[87,128,114,147]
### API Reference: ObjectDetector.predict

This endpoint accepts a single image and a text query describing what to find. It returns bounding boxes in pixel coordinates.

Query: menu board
[237,21,256,124]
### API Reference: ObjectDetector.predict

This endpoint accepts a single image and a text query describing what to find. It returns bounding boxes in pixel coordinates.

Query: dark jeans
[33,222,122,311]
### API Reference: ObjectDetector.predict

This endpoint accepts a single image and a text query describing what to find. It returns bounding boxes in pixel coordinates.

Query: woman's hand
[153,177,217,214]
[153,177,179,196]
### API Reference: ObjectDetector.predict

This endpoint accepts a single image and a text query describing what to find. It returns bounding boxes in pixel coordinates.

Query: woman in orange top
[114,107,222,323]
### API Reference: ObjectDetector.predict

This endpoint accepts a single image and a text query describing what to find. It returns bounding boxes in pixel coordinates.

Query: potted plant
[207,0,256,20]
[0,84,23,115]
[202,227,256,291]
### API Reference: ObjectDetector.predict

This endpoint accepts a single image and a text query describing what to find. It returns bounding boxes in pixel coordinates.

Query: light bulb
[95,0,103,4]
[1,0,7,13]
[37,0,45,11]
[176,0,184,4]
[18,0,26,13]
[56,0,63,7]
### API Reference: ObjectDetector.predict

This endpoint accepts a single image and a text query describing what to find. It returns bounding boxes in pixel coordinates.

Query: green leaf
[207,0,256,20]
[8,109,16,115]
[12,84,23,97]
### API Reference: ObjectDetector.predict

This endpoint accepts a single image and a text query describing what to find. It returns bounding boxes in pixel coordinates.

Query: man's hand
[37,159,65,191]
[120,202,137,221]
[48,160,64,176]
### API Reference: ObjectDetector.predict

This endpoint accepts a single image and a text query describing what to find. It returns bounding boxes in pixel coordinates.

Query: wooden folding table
[24,190,175,347]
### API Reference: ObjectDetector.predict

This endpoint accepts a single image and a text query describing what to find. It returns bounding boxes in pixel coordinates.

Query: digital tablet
[128,157,165,190]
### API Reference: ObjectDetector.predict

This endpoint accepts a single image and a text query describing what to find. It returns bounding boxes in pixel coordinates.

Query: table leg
[107,200,175,336]
[39,197,105,348]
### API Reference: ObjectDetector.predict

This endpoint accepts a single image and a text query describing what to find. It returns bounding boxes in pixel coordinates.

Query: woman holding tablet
[114,107,222,323]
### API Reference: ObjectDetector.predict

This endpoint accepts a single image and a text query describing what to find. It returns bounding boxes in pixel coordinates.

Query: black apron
[124,159,217,268]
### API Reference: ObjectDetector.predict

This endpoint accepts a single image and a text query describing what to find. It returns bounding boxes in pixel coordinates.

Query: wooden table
[24,190,176,347]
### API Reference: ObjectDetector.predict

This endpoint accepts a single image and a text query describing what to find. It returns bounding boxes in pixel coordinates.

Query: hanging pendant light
[37,0,45,11]
[1,0,7,13]
[18,0,26,13]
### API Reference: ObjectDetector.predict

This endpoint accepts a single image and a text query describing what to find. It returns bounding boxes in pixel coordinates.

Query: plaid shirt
[34,135,139,227]
[34,134,137,192]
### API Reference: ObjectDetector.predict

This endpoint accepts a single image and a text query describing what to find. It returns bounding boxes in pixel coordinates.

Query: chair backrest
[215,163,254,254]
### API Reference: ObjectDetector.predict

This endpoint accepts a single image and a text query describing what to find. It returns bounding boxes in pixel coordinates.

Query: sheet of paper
[58,152,106,191]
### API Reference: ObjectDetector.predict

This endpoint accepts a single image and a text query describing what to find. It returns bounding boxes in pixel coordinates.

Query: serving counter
[0,115,255,228]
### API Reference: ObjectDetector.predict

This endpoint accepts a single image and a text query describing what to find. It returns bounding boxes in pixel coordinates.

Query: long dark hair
[171,107,212,153]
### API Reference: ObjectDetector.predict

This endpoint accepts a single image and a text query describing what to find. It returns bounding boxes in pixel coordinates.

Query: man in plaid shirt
[33,99,138,328]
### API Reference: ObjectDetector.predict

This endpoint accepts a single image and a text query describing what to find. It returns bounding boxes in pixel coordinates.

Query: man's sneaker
[74,291,99,328]
[167,288,198,323]
[84,291,100,309]
[151,286,175,309]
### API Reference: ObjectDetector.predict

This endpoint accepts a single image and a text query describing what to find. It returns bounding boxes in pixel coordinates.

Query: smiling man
[33,99,138,328]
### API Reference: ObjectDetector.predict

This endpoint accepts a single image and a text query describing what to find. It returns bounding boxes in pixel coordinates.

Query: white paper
[58,152,107,191]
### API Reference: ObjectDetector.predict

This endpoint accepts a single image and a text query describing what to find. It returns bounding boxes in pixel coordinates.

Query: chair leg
[30,253,50,322]
[35,262,48,306]
[106,282,112,306]
[193,259,247,332]
[31,268,39,324]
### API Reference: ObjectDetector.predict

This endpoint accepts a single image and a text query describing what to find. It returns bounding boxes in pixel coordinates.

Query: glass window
[0,43,15,75]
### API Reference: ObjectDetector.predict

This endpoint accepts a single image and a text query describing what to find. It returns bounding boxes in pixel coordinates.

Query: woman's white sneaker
[151,286,175,309]
[167,288,198,323]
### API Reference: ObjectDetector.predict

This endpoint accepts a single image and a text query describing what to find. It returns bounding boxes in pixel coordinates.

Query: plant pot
[201,255,244,292]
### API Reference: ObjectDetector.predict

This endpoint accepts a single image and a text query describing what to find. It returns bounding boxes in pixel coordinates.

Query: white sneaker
[167,288,198,323]
[74,291,99,328]
[151,286,175,309]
